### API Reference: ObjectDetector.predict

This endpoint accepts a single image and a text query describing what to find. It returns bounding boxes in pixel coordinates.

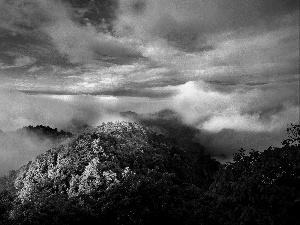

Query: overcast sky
[0,0,299,172]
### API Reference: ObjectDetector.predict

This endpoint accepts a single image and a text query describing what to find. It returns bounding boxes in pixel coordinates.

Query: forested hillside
[0,123,299,225]
[120,110,200,145]
[0,125,74,177]
[16,125,73,141]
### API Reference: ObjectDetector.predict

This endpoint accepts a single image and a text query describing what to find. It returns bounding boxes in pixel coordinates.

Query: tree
[282,124,300,148]
[208,124,300,225]
[10,122,219,225]
[0,190,13,224]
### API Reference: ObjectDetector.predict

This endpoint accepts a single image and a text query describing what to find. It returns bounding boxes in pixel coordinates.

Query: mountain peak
[13,121,218,203]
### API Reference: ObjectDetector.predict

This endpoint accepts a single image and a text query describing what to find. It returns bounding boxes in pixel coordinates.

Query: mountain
[4,121,219,225]
[1,123,299,225]
[14,121,218,196]
[0,125,74,177]
[16,125,73,141]
[0,125,74,144]
[0,126,73,190]
[120,109,204,151]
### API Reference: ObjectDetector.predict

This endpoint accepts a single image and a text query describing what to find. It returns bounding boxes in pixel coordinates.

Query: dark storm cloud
[214,0,298,29]
[0,31,75,69]
[115,0,299,51]
[0,0,142,66]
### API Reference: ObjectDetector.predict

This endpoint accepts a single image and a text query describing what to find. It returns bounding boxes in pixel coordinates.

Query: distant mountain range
[121,109,202,150]
[15,125,73,140]
[0,125,74,148]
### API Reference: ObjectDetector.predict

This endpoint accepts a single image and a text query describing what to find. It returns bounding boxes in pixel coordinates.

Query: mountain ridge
[0,122,299,225]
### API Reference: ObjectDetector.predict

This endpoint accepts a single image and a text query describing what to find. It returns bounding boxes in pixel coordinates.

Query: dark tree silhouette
[208,124,300,225]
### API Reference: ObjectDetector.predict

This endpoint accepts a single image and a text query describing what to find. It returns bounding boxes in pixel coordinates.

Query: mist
[0,0,298,176]
[0,90,129,175]
[1,78,299,174]
[171,81,299,133]
[0,129,56,176]
[120,108,294,163]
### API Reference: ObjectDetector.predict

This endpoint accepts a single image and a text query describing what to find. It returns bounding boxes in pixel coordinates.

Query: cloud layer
[172,81,299,132]
[115,0,299,50]
[0,131,55,176]
[0,0,141,65]
[0,0,299,173]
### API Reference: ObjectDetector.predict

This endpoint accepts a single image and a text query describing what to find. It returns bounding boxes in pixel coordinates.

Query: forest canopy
[0,123,299,225]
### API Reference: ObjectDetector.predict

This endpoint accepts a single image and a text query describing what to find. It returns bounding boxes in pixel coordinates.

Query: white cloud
[202,106,299,133]
[0,90,103,132]
[0,89,171,132]
[171,81,299,133]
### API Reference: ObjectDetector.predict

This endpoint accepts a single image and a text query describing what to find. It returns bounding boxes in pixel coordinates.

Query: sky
[0,0,299,173]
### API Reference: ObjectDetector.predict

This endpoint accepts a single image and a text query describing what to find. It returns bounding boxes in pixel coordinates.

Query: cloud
[0,89,171,174]
[13,55,37,67]
[0,52,37,69]
[201,106,299,133]
[196,128,289,160]
[135,17,299,87]
[44,18,141,64]
[114,0,299,50]
[1,0,297,91]
[0,131,55,176]
[114,0,217,50]
[0,89,168,132]
[0,79,298,173]
[171,81,299,133]
[204,23,299,78]
[0,0,298,170]
[0,90,109,132]
[0,0,142,65]
[119,107,296,161]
